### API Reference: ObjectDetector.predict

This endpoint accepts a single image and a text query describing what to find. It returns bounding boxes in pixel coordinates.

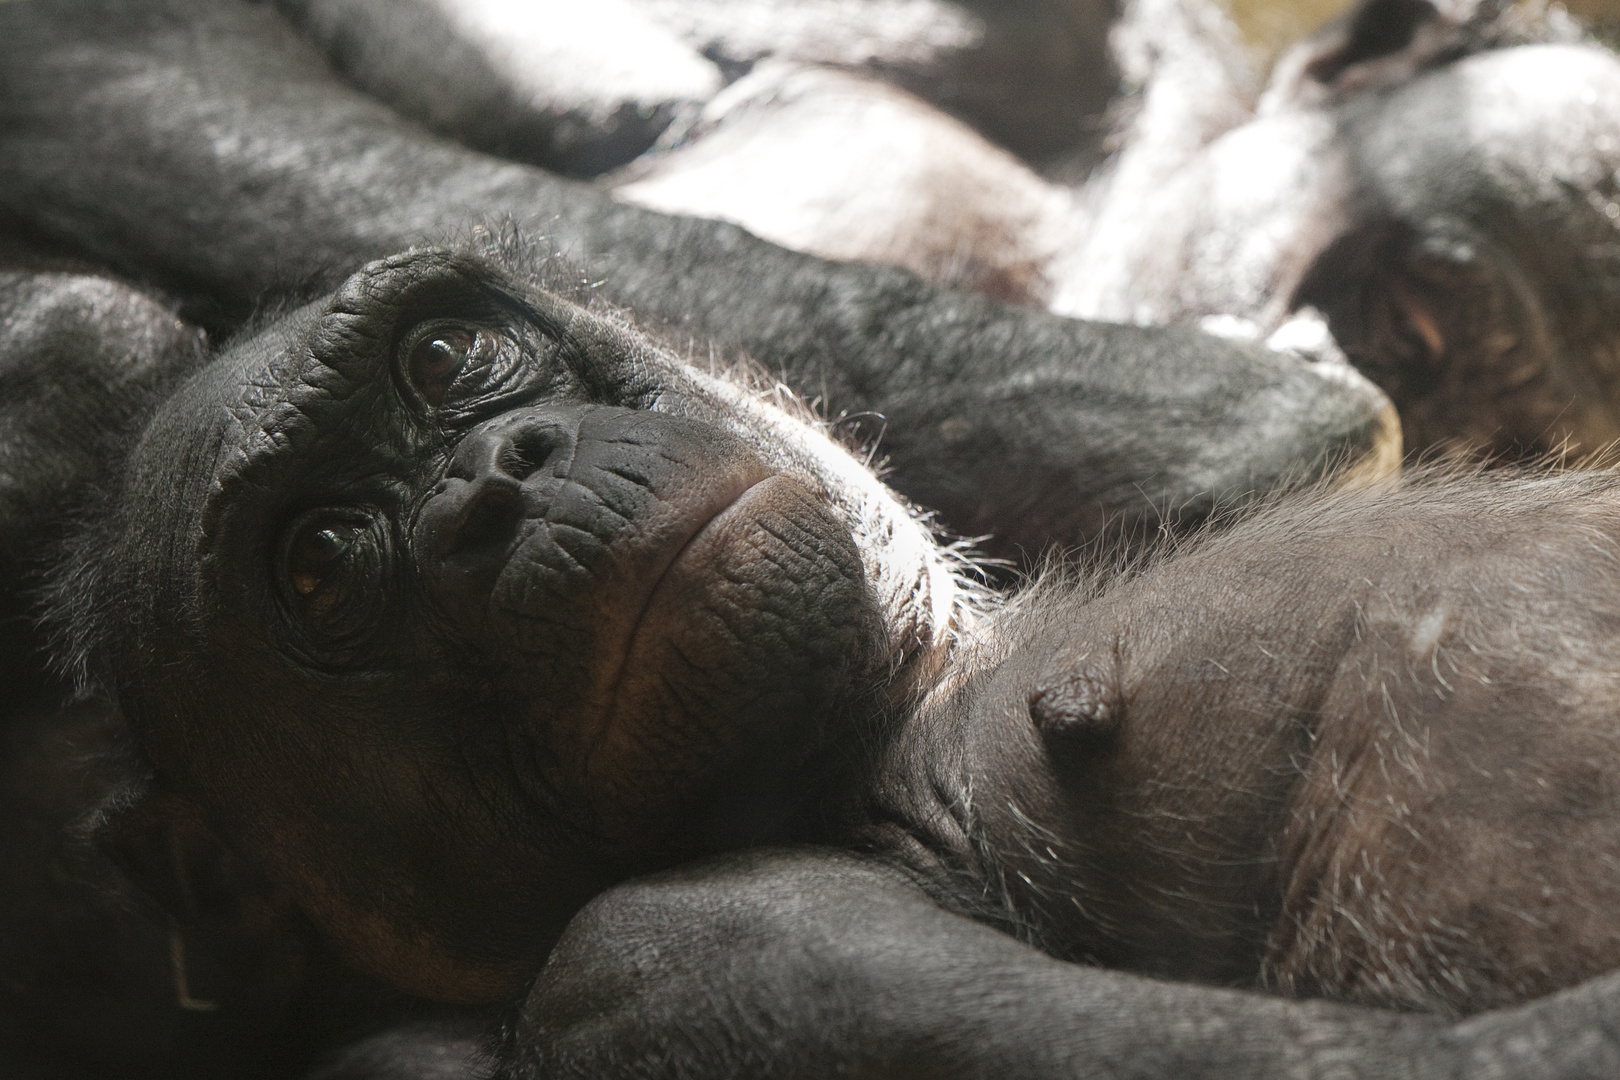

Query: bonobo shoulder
[0,269,203,691]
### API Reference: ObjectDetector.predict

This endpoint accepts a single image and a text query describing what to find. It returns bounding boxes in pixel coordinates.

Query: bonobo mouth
[576,468,878,839]
[403,403,883,843]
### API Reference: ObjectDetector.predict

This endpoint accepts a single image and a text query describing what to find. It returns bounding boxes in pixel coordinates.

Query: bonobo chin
[51,242,966,1001]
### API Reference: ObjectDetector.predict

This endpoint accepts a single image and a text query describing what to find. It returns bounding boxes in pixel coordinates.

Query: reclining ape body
[13,0,1620,1074]
[49,236,1620,1077]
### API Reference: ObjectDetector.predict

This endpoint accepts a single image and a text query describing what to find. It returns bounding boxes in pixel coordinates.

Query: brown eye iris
[288,520,360,601]
[408,327,477,406]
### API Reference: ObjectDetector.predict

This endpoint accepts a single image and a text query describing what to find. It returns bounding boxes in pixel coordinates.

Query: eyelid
[418,323,571,425]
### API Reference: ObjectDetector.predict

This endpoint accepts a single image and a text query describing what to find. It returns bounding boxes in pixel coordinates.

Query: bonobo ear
[90,775,283,926]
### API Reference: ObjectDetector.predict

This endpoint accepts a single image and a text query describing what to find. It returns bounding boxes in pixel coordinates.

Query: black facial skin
[0,0,1396,559]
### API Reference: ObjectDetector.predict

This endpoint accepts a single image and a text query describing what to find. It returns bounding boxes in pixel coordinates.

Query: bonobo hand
[511,849,1620,1080]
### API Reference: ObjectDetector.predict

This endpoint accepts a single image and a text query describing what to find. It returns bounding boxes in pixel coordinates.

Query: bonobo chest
[895,474,1620,1015]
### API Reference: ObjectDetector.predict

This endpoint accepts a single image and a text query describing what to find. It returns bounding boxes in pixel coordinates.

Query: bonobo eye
[279,511,389,650]
[398,317,567,420]
[288,520,360,602]
[404,323,495,407]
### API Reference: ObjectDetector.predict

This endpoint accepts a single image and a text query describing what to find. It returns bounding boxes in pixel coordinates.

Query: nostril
[499,427,564,483]
[502,433,547,482]
[431,412,577,559]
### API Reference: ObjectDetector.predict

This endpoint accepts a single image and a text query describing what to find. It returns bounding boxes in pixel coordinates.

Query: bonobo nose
[420,407,581,565]
[412,402,777,641]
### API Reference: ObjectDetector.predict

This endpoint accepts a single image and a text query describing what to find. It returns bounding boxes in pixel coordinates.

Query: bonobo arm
[0,267,204,692]
[0,0,1395,551]
[513,849,1620,1080]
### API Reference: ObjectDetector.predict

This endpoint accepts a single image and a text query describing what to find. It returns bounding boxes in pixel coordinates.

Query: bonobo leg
[0,0,1397,555]
[511,848,1620,1080]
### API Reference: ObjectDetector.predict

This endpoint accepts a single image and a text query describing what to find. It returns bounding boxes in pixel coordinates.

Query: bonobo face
[1060,37,1620,459]
[84,248,960,1001]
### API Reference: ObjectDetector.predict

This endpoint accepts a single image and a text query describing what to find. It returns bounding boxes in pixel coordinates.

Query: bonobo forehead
[150,251,661,501]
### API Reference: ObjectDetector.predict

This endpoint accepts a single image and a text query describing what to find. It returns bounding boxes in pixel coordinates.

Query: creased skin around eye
[280,512,390,662]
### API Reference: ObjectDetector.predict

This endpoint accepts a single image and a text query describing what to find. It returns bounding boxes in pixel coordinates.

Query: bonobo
[51,240,968,1002]
[49,235,1620,1077]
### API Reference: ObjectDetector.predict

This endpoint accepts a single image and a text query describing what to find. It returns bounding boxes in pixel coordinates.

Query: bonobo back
[865,470,1620,1015]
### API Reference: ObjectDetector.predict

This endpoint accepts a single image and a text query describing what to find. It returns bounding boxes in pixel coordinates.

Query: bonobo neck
[800,625,1023,938]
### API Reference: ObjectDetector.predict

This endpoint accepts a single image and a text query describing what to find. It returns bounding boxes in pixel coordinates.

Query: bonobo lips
[578,467,875,840]
[605,473,768,688]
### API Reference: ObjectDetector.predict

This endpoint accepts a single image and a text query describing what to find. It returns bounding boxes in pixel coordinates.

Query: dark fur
[4,2,1620,1077]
